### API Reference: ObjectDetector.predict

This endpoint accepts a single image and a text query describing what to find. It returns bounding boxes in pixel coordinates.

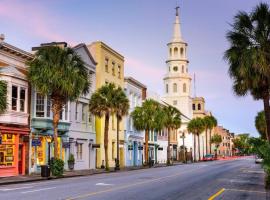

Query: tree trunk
[193,134,196,162]
[209,129,212,154]
[205,128,208,154]
[167,127,171,165]
[263,95,270,142]
[145,129,149,164]
[51,100,62,159]
[198,133,201,161]
[116,116,120,170]
[104,113,110,171]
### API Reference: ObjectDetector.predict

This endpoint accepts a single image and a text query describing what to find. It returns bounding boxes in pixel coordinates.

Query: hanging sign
[32,139,41,146]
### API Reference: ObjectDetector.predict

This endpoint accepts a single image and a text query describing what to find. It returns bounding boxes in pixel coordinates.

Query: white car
[255,156,263,164]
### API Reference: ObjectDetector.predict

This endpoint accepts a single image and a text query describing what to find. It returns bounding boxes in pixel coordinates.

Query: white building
[68,43,97,170]
[124,77,146,166]
[162,7,194,159]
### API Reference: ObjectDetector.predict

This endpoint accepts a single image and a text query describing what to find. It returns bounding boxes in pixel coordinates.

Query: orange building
[213,126,234,157]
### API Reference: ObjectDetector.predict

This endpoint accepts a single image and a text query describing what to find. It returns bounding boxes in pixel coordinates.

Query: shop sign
[62,142,70,148]
[32,139,41,146]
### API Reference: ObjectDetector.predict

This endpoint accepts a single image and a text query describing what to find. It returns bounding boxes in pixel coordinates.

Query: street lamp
[180,132,186,163]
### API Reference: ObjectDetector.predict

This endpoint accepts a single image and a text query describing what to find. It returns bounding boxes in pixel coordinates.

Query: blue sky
[0,0,266,136]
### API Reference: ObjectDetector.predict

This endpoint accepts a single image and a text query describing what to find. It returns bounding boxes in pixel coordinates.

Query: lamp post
[180,132,186,163]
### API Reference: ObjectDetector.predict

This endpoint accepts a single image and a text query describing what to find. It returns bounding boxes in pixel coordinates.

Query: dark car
[203,154,214,161]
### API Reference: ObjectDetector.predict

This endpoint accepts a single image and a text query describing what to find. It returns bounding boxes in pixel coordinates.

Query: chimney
[0,34,5,42]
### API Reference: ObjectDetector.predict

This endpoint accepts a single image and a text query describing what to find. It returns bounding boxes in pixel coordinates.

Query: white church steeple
[172,6,184,43]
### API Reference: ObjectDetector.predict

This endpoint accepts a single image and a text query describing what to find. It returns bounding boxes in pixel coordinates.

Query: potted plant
[68,154,75,170]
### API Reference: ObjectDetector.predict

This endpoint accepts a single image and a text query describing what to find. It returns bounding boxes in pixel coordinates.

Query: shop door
[133,142,137,166]
[18,144,23,174]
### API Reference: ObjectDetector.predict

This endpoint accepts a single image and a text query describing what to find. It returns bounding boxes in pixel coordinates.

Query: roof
[124,76,146,89]
[89,41,124,60]
[0,42,33,60]
[73,43,97,65]
[0,65,26,80]
[32,42,68,51]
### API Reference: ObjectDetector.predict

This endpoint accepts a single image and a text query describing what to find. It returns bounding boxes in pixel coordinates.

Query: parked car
[255,155,263,164]
[203,154,214,161]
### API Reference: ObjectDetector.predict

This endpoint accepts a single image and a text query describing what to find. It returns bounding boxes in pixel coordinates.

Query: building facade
[124,77,146,167]
[162,8,193,158]
[68,43,97,170]
[213,126,233,157]
[88,41,125,168]
[0,36,33,177]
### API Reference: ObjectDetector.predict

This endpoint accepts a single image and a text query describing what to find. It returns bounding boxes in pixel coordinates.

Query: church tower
[162,7,193,123]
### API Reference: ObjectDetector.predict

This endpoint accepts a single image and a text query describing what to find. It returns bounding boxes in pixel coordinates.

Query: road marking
[65,167,205,200]
[21,187,56,194]
[96,183,113,186]
[208,188,225,200]
[226,188,266,194]
[0,186,33,191]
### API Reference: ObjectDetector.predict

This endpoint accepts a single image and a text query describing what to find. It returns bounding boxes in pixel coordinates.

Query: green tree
[187,118,205,161]
[113,87,129,170]
[89,83,117,170]
[206,116,217,154]
[232,134,251,155]
[211,134,222,157]
[28,46,90,158]
[0,80,7,114]
[255,111,267,140]
[163,105,181,165]
[224,3,270,142]
[131,99,162,164]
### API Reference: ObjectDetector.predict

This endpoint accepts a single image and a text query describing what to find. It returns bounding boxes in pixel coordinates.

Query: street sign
[32,139,41,146]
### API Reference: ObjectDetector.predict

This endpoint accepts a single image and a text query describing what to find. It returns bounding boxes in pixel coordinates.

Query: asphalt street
[0,157,267,200]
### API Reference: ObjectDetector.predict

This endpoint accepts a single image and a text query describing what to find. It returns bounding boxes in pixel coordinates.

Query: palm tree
[163,105,181,165]
[0,80,7,114]
[113,87,129,170]
[28,46,90,158]
[89,83,116,170]
[224,3,270,142]
[131,99,161,164]
[206,116,217,154]
[211,134,222,158]
[255,111,267,140]
[187,118,205,161]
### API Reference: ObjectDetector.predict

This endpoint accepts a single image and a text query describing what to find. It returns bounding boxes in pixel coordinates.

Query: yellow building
[88,41,125,168]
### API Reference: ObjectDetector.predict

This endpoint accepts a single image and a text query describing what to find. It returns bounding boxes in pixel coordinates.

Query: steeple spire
[171,6,183,42]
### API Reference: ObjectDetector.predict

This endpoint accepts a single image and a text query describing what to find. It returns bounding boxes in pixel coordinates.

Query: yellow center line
[208,188,225,200]
[65,167,203,200]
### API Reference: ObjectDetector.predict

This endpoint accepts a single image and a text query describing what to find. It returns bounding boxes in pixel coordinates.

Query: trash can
[41,165,50,177]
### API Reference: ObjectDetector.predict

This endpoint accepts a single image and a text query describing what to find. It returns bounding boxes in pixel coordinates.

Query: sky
[0,0,267,136]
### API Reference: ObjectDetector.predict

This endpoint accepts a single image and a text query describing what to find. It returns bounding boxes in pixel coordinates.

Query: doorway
[18,144,23,174]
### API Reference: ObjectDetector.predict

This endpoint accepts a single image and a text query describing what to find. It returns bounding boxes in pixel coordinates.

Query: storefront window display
[0,134,16,167]
[31,136,46,168]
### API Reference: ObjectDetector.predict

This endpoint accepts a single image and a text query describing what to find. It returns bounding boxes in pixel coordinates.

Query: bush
[50,158,64,177]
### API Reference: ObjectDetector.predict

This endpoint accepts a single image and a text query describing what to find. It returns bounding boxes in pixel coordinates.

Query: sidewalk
[0,162,183,186]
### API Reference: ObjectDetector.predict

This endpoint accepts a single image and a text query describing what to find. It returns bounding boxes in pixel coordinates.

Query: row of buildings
[0,8,235,177]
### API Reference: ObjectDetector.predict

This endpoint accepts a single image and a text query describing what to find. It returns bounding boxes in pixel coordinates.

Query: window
[170,48,172,56]
[75,102,78,121]
[182,66,185,73]
[88,110,93,126]
[174,47,178,57]
[47,97,51,117]
[118,65,121,78]
[112,115,115,130]
[112,62,115,76]
[166,84,169,93]
[36,93,45,117]
[180,48,184,56]
[82,103,87,122]
[173,100,177,105]
[173,83,177,93]
[173,66,178,72]
[198,104,201,110]
[12,86,18,111]
[64,103,69,121]
[192,104,196,110]
[183,83,187,93]
[77,143,83,160]
[105,58,109,72]
[112,142,115,159]
[19,88,25,112]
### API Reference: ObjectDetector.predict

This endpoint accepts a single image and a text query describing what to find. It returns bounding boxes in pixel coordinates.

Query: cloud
[0,0,76,45]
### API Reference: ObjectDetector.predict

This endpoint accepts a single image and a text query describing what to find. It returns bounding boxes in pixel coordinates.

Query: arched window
[173,83,177,93]
[198,103,201,110]
[174,47,178,57]
[166,84,169,93]
[170,48,172,57]
[180,48,184,56]
[183,83,187,93]
[182,65,185,73]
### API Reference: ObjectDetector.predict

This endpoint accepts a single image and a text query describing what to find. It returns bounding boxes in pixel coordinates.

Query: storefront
[0,126,29,177]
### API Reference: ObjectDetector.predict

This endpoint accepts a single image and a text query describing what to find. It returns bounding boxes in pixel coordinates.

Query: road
[0,157,267,200]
